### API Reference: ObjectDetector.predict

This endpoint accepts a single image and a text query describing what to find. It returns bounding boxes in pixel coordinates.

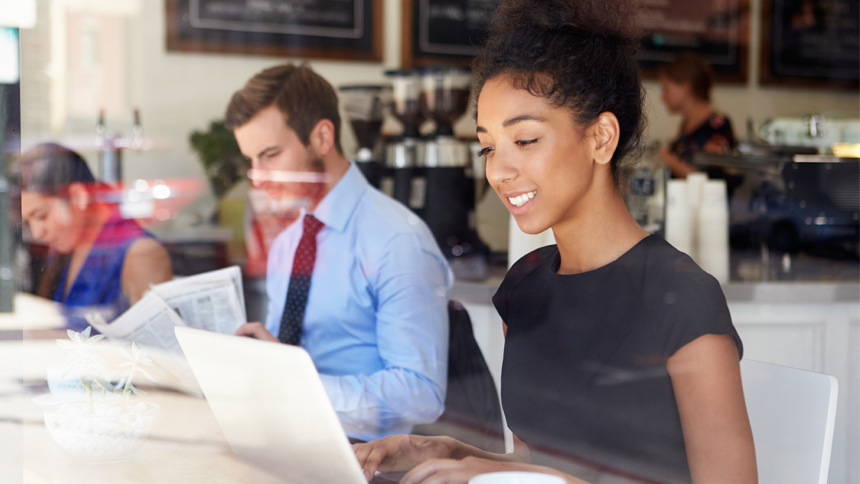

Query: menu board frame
[166,0,384,62]
[636,0,749,84]
[759,0,859,89]
[401,0,501,68]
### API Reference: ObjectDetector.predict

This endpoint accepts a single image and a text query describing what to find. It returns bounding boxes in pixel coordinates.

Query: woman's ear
[67,182,90,211]
[593,112,620,166]
[309,118,336,157]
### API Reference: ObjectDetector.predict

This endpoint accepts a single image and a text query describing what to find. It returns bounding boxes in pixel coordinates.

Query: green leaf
[129,385,148,396]
[137,367,156,382]
[188,119,247,198]
[93,376,115,393]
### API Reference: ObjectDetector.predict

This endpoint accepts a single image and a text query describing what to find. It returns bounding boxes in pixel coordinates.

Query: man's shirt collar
[308,162,367,233]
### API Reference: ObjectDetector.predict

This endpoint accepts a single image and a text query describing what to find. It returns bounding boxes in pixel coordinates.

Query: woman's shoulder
[707,112,731,129]
[627,237,739,357]
[124,237,171,276]
[629,236,724,302]
[492,245,556,321]
[505,245,557,286]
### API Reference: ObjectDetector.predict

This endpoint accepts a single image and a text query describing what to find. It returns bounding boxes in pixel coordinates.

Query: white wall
[19,0,860,225]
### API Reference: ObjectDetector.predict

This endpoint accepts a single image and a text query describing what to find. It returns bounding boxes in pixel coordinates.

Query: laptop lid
[174,326,367,484]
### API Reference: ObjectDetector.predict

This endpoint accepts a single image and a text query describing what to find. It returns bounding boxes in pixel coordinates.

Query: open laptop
[174,326,398,484]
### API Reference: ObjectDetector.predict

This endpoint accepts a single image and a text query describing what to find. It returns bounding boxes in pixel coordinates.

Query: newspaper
[86,267,248,394]
[90,266,246,350]
[152,266,247,323]
[89,291,189,352]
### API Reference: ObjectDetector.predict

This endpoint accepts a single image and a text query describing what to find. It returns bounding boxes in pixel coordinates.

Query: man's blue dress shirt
[264,162,453,441]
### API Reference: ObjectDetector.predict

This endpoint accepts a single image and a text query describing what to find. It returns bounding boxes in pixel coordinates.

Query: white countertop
[451,279,860,307]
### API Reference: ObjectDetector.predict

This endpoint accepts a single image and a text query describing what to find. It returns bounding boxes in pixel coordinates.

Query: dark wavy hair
[472,0,646,183]
[18,143,96,197]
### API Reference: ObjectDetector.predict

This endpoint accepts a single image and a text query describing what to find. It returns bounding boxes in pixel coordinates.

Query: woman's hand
[401,456,579,484]
[353,434,459,481]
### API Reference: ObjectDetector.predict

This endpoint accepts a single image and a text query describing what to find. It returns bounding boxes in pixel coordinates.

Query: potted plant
[189,120,247,199]
[41,327,160,462]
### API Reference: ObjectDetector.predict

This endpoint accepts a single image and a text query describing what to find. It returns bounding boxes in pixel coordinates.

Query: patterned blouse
[669,113,736,164]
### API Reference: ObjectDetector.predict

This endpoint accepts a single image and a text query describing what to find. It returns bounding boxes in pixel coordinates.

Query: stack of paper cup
[685,172,707,262]
[697,180,729,283]
[685,173,707,207]
[665,180,693,256]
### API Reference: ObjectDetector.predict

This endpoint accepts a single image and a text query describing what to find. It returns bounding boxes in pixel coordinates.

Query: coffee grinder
[418,65,488,279]
[338,85,389,189]
[384,69,427,207]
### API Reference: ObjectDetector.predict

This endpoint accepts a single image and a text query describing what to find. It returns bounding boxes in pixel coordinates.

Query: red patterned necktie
[278,214,324,345]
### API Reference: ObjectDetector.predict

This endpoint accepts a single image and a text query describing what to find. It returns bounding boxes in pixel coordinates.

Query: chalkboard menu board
[761,0,859,88]
[636,0,747,82]
[402,0,501,67]
[166,0,382,61]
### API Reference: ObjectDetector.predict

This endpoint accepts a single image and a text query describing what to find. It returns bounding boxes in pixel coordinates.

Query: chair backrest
[740,359,838,484]
[413,301,505,452]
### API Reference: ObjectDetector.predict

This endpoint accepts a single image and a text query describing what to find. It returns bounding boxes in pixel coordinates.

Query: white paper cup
[469,472,566,484]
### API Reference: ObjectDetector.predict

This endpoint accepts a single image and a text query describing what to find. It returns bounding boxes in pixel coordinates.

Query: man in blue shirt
[227,63,452,442]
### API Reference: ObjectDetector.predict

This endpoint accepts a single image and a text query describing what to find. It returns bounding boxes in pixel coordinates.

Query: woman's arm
[353,431,530,478]
[659,148,696,178]
[667,334,757,484]
[355,433,584,484]
[121,237,172,304]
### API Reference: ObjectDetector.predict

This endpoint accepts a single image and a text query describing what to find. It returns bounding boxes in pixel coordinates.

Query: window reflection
[1,1,858,483]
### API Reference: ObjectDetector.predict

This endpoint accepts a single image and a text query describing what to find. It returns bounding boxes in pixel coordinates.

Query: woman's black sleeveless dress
[493,235,742,484]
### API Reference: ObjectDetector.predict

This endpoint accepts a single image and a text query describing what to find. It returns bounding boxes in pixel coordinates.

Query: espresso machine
[383,66,488,279]
[338,85,389,188]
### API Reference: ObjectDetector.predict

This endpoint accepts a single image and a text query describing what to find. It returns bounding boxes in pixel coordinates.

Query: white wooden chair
[740,359,838,484]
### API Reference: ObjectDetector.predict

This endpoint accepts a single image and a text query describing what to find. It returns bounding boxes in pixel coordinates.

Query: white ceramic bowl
[42,400,159,463]
[469,471,567,484]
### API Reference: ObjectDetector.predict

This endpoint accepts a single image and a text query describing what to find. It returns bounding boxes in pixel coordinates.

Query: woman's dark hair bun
[474,0,646,183]
[492,0,642,52]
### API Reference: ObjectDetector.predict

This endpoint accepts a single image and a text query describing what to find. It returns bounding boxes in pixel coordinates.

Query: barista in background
[658,52,737,182]
[18,143,172,331]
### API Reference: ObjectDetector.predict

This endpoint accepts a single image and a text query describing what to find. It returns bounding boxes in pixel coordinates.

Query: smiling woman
[17,143,172,331]
[353,0,758,483]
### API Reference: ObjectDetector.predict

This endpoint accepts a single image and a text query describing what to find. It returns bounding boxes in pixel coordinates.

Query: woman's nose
[29,221,46,240]
[485,150,517,188]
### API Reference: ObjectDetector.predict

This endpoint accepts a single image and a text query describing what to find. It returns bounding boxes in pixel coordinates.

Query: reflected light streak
[152,185,171,199]
[247,169,328,184]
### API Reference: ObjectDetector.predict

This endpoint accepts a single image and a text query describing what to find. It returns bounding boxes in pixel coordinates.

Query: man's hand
[234,322,279,342]
[353,434,458,481]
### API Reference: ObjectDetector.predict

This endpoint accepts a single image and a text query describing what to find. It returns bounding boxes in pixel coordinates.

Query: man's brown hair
[225,63,343,154]
[658,51,714,103]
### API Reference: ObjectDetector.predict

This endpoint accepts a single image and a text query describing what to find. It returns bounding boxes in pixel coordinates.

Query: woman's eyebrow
[503,114,547,127]
[477,114,548,133]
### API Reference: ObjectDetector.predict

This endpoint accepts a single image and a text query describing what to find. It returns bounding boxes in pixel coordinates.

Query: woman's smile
[477,75,597,235]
